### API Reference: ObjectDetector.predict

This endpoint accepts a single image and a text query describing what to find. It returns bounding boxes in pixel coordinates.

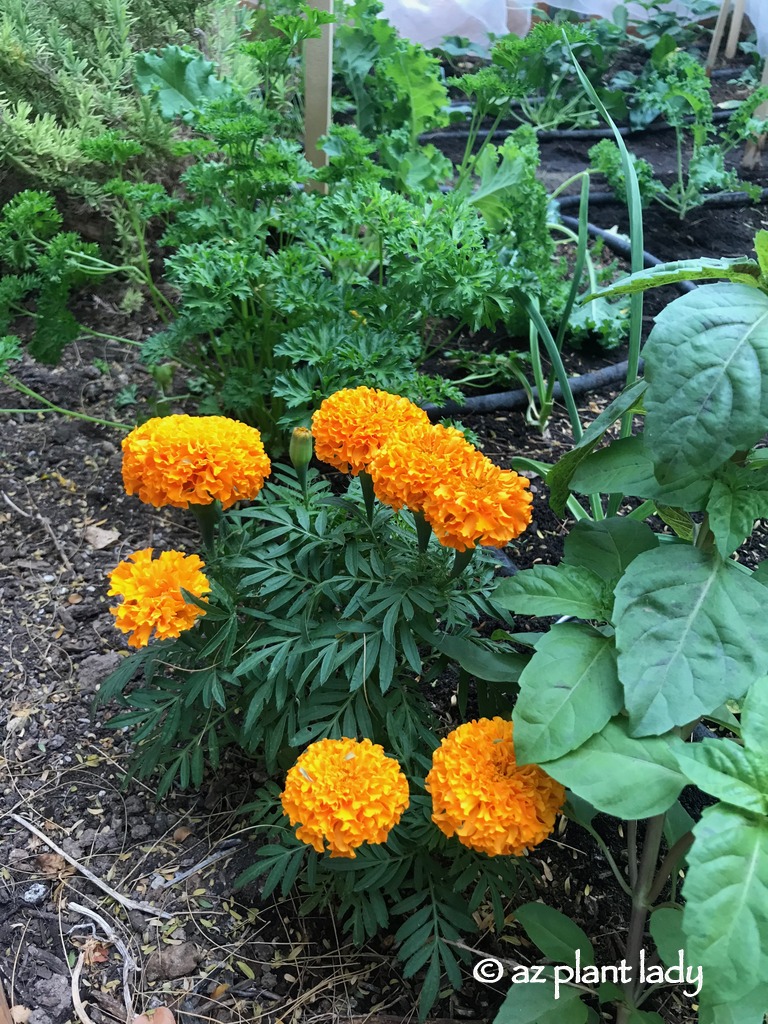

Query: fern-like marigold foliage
[281,737,410,858]
[107,548,210,648]
[121,414,271,509]
[426,717,565,857]
[311,386,429,476]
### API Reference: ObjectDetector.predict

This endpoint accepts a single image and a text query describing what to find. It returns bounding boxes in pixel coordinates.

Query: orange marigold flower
[107,548,210,648]
[281,737,410,858]
[311,387,429,476]
[425,717,564,857]
[368,421,476,513]
[122,415,271,510]
[422,451,532,552]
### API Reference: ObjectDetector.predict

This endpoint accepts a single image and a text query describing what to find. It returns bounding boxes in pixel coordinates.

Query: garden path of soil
[4,132,768,1020]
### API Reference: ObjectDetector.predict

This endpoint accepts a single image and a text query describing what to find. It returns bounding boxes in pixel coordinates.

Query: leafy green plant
[613,0,719,52]
[453,19,625,133]
[487,232,768,1024]
[593,51,768,217]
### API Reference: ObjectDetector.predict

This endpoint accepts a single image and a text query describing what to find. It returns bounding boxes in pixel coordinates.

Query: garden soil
[3,156,768,1022]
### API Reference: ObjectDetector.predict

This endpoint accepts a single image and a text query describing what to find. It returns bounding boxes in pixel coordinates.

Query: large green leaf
[541,718,686,819]
[698,985,768,1024]
[514,624,622,764]
[569,435,711,510]
[515,903,595,968]
[494,564,614,621]
[585,257,761,302]
[614,546,768,736]
[563,517,658,582]
[683,804,768,1004]
[546,380,647,516]
[707,463,768,557]
[674,739,768,814]
[644,284,768,479]
[135,45,231,120]
[468,141,525,231]
[383,45,448,138]
[741,675,768,749]
[494,972,588,1024]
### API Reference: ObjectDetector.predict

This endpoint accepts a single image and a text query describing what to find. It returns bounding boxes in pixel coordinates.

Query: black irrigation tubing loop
[555,186,768,212]
[422,107,735,145]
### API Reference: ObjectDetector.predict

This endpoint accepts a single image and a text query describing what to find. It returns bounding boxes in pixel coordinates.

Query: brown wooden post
[742,58,768,169]
[304,0,333,194]
[725,0,746,59]
[707,0,732,71]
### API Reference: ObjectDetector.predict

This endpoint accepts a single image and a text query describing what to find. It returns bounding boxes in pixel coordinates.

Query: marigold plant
[422,453,533,552]
[121,414,271,509]
[281,737,410,858]
[426,717,564,856]
[311,387,429,476]
[107,548,210,648]
[368,421,476,513]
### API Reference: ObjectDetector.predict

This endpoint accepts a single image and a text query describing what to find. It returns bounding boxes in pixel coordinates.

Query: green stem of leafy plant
[621,813,666,1012]
[509,456,591,522]
[580,820,634,899]
[78,326,143,347]
[549,169,592,204]
[623,499,657,521]
[1,374,131,431]
[646,831,694,905]
[516,292,583,442]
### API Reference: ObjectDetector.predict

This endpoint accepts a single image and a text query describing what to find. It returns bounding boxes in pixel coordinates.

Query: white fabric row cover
[380,0,767,57]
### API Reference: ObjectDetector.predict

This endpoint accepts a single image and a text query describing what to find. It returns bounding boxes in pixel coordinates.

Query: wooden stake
[304,0,333,194]
[724,0,746,59]
[707,0,732,71]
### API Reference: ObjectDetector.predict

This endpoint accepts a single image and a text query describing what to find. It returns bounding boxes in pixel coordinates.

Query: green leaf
[684,803,768,1004]
[655,504,695,542]
[541,718,686,818]
[468,141,525,231]
[741,675,768,749]
[428,630,527,683]
[494,973,588,1024]
[755,229,768,282]
[382,45,448,138]
[614,546,768,736]
[644,284,768,480]
[707,462,768,557]
[674,739,768,814]
[569,435,711,510]
[135,45,232,120]
[546,380,647,515]
[515,903,595,968]
[514,623,622,764]
[563,517,658,582]
[649,906,685,969]
[698,985,768,1024]
[585,257,761,302]
[495,564,614,621]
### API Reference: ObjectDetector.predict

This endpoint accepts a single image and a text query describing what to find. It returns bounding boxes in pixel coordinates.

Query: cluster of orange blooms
[109,415,270,647]
[312,387,532,551]
[282,720,564,859]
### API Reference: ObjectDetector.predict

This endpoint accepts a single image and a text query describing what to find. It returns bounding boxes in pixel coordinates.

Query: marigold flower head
[368,421,476,513]
[311,387,429,476]
[122,414,271,510]
[281,737,410,858]
[425,717,564,857]
[107,548,210,648]
[422,451,532,552]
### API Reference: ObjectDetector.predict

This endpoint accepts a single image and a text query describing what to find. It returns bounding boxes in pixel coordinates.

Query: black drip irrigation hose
[556,187,768,212]
[422,107,735,144]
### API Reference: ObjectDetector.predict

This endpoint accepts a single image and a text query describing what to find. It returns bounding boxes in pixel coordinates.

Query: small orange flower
[107,548,210,648]
[122,415,271,510]
[368,421,476,513]
[426,717,564,857]
[311,387,429,476]
[281,737,410,858]
[422,452,532,552]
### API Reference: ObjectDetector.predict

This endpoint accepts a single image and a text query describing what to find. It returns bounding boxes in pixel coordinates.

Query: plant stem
[412,510,432,553]
[3,375,130,431]
[647,831,694,905]
[359,471,375,525]
[624,815,666,1008]
[450,547,474,577]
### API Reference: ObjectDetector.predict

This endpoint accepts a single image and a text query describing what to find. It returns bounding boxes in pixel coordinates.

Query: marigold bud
[289,426,313,472]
